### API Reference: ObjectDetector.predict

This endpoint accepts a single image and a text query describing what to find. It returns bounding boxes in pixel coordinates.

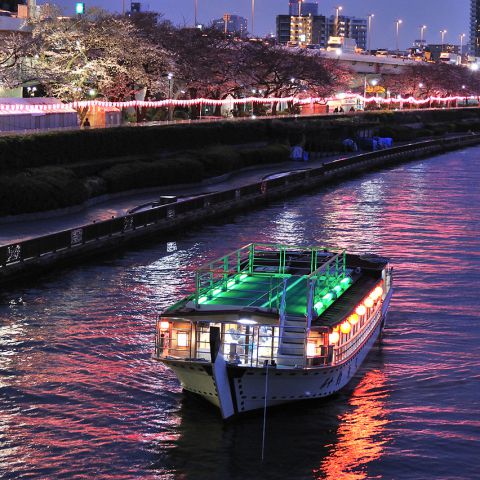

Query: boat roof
[163,243,388,327]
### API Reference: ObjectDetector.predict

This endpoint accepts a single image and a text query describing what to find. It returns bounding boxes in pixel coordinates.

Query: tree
[238,43,352,113]
[0,32,34,88]
[158,26,243,113]
[382,63,480,99]
[29,9,172,102]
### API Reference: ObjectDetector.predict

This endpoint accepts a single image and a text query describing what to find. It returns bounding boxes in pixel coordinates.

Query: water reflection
[1,147,479,478]
[152,351,389,480]
[316,368,389,480]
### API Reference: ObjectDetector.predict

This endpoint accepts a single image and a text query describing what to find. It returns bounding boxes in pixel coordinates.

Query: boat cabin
[155,243,392,368]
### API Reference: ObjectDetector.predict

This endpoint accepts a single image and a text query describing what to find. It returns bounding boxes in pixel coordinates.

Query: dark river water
[1,147,479,479]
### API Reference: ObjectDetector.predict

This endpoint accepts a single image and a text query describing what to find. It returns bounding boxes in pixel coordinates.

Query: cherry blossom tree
[0,33,34,88]
[382,63,480,99]
[29,9,172,102]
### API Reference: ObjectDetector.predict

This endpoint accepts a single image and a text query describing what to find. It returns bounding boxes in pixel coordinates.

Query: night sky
[52,0,470,49]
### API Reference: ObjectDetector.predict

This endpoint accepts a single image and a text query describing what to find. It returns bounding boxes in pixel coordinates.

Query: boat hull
[232,304,386,414]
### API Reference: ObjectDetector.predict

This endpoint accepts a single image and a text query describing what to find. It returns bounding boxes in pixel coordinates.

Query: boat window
[195,322,221,361]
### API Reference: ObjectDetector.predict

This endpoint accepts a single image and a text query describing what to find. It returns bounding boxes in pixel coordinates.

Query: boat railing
[193,243,340,308]
[193,270,290,310]
[306,250,352,325]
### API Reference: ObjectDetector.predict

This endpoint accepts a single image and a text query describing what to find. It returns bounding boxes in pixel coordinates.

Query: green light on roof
[239,274,248,280]
[333,285,342,294]
[227,279,235,287]
[212,288,222,296]
[323,292,333,302]
[341,277,351,284]
[198,296,208,304]
[314,301,323,310]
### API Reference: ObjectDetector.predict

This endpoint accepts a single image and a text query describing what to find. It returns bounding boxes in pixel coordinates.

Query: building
[276,14,292,44]
[413,39,427,49]
[0,98,79,132]
[277,14,327,47]
[212,14,248,37]
[327,15,367,51]
[288,1,318,16]
[0,0,23,12]
[471,0,480,55]
[426,44,460,61]
[290,14,327,47]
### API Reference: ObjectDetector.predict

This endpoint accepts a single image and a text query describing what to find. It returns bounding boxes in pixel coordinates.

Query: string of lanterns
[0,94,477,113]
[329,285,384,344]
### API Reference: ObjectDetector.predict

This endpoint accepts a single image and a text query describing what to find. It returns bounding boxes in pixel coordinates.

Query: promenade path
[0,153,350,246]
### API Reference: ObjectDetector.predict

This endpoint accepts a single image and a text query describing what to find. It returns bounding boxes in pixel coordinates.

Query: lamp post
[367,14,374,53]
[298,0,303,17]
[223,13,231,37]
[440,29,447,52]
[194,0,197,27]
[335,6,343,37]
[167,72,174,121]
[251,0,255,36]
[460,33,466,59]
[420,25,427,43]
[395,19,402,55]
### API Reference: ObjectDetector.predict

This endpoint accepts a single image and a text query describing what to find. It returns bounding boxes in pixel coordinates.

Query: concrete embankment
[1,134,479,284]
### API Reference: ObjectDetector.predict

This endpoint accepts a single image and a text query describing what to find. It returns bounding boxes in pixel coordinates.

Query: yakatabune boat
[154,243,393,419]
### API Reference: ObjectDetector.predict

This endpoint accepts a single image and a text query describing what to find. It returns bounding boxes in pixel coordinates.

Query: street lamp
[395,19,402,54]
[335,6,343,37]
[167,73,174,120]
[251,0,255,36]
[367,14,374,53]
[440,29,447,52]
[298,0,303,17]
[194,0,198,27]
[420,25,427,43]
[223,13,231,37]
[460,33,466,58]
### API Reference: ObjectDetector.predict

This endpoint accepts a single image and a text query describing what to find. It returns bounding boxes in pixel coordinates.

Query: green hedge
[2,109,480,172]
[0,143,290,216]
[0,117,377,172]
[0,167,88,215]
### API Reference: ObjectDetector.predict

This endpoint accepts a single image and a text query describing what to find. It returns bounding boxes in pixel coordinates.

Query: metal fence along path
[1,134,478,281]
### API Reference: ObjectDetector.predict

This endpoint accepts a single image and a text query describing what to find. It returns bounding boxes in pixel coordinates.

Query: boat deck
[198,274,311,316]
[166,244,387,322]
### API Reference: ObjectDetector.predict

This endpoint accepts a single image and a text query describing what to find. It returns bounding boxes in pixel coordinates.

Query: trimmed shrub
[0,167,88,215]
[239,144,290,166]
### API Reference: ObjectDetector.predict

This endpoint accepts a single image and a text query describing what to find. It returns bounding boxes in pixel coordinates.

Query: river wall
[1,134,479,284]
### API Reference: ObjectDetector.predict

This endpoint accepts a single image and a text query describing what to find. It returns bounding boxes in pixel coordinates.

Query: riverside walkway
[0,153,348,246]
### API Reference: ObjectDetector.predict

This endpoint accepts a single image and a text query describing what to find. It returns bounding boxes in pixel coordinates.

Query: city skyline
[50,0,470,49]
